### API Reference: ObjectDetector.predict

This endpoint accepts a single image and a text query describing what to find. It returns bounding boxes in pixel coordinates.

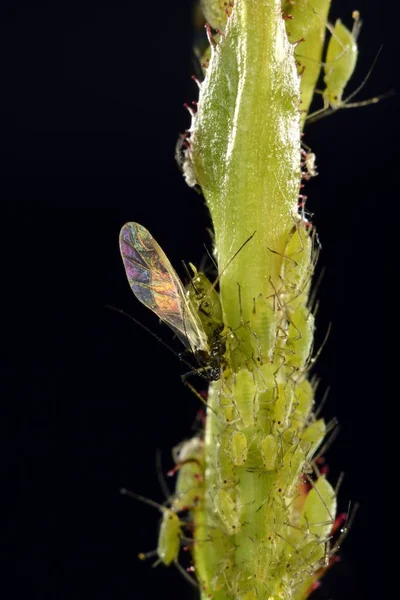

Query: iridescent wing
[119,222,209,353]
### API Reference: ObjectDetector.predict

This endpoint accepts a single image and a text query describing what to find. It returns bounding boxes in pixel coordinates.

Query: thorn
[205,23,216,47]
[292,37,305,47]
[191,75,201,89]
[184,102,195,116]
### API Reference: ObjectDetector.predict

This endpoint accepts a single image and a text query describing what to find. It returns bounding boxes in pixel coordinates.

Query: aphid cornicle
[119,222,224,380]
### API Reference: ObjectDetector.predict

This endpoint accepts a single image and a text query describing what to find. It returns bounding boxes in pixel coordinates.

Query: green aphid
[280,222,314,308]
[217,432,238,488]
[323,17,361,109]
[234,368,258,429]
[156,509,182,566]
[260,434,278,471]
[274,383,294,432]
[218,389,238,424]
[227,430,248,466]
[291,379,315,431]
[277,446,306,497]
[254,540,273,583]
[300,475,337,540]
[307,11,387,122]
[214,488,241,535]
[286,306,315,370]
[250,294,277,362]
[120,489,182,567]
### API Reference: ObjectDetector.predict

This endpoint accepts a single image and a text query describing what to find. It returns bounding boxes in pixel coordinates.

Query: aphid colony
[189,219,340,599]
[119,217,341,598]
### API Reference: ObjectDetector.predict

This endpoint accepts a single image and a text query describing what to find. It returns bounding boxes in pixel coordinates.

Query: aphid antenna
[330,501,360,555]
[335,472,345,496]
[138,550,159,562]
[313,424,341,464]
[351,10,363,40]
[303,473,335,525]
[308,266,326,315]
[105,305,206,379]
[336,44,383,106]
[314,385,331,419]
[120,488,170,514]
[324,416,339,437]
[209,230,257,293]
[155,449,173,501]
[182,379,222,420]
[202,241,219,272]
[307,321,332,369]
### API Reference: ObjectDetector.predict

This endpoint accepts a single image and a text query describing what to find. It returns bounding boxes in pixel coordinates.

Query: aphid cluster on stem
[116,0,385,597]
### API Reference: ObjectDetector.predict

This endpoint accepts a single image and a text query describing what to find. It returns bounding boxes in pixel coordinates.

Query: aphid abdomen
[227,430,248,467]
[260,433,278,471]
[291,378,315,432]
[300,476,337,541]
[250,294,277,362]
[273,383,294,432]
[157,509,182,566]
[323,19,358,107]
[281,223,314,308]
[214,488,241,535]
[234,369,258,429]
[286,307,315,370]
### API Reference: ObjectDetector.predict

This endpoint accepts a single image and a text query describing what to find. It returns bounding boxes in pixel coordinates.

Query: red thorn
[191,75,201,88]
[205,24,216,47]
[282,12,294,20]
[292,37,305,46]
[184,102,195,116]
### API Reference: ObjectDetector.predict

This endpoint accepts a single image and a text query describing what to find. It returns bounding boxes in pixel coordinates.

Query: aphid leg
[182,379,221,419]
[173,561,199,588]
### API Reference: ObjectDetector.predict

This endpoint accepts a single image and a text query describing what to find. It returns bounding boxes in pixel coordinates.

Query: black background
[2,1,395,599]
